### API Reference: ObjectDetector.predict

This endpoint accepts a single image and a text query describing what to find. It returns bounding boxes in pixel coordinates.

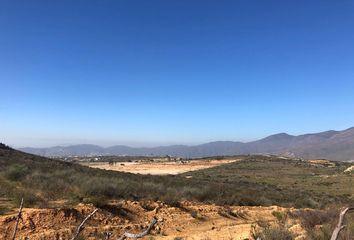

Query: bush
[82,195,108,208]
[251,224,295,240]
[292,209,337,230]
[294,197,319,208]
[14,192,42,207]
[272,210,289,224]
[0,207,8,215]
[293,209,354,240]
[3,164,29,181]
[0,143,10,150]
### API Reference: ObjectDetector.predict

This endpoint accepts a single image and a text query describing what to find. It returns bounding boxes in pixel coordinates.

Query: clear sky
[1,0,354,147]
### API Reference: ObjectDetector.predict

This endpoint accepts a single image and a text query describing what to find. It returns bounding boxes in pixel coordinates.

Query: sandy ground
[81,159,239,175]
[344,165,354,173]
[0,201,306,240]
[308,159,336,167]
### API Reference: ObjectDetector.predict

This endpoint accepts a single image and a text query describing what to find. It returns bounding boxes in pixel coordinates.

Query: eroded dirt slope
[0,201,306,240]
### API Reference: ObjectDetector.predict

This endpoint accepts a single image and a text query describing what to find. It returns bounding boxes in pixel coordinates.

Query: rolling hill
[18,127,354,161]
[1,144,353,239]
[1,143,353,210]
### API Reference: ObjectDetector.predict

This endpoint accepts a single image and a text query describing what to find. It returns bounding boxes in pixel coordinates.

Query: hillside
[1,144,353,210]
[19,127,354,161]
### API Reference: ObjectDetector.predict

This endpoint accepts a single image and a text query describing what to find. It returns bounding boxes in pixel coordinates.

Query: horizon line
[13,126,353,149]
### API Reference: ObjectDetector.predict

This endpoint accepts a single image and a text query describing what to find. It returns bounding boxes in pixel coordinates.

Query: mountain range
[18,127,354,161]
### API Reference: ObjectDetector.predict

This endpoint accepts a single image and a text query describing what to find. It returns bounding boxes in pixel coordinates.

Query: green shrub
[272,210,288,224]
[3,164,29,181]
[0,207,8,215]
[14,192,42,207]
[82,195,108,208]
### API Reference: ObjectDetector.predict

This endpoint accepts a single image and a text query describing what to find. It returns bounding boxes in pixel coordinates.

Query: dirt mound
[0,201,305,240]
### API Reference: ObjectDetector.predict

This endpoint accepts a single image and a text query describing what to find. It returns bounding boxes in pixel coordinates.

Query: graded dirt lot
[81,159,239,175]
[0,201,305,240]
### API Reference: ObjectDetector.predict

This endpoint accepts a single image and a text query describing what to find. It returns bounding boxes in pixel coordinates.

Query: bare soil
[81,159,239,175]
[308,159,336,167]
[0,201,305,240]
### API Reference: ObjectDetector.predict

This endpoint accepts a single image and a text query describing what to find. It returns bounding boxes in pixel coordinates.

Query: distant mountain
[18,127,354,161]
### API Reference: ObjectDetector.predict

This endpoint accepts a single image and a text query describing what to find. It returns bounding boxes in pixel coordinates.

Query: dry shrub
[292,209,337,229]
[251,222,295,240]
[293,208,354,240]
[272,210,289,224]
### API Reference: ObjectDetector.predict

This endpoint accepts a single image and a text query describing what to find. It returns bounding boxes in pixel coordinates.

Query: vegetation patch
[292,209,354,240]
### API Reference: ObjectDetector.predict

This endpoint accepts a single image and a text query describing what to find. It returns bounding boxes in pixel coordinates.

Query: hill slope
[1,144,353,211]
[19,127,354,161]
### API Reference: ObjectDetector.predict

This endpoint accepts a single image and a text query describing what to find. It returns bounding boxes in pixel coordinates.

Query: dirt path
[82,159,239,175]
[0,201,303,240]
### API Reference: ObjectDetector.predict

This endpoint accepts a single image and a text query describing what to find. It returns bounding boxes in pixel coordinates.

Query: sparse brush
[292,209,336,229]
[293,208,354,240]
[0,149,353,213]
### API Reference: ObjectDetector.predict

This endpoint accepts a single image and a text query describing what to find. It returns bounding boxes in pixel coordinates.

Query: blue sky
[1,0,354,147]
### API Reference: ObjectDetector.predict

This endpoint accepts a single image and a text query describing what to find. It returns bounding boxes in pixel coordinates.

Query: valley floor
[80,159,239,175]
